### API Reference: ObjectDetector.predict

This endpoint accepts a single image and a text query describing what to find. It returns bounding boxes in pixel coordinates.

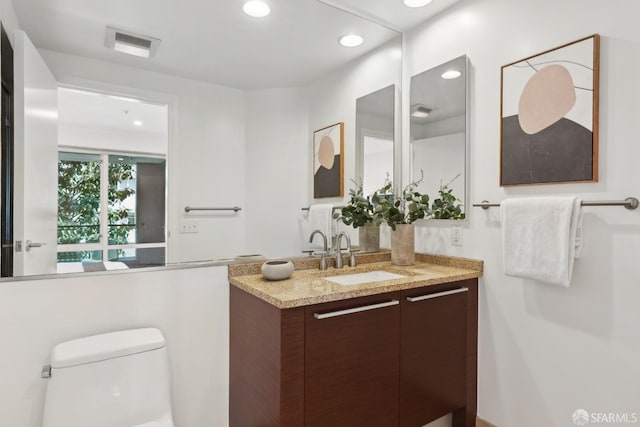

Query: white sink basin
[324,270,405,286]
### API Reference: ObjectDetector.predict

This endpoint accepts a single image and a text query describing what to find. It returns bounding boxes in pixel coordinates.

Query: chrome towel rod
[473,197,639,210]
[184,206,242,213]
[301,206,344,211]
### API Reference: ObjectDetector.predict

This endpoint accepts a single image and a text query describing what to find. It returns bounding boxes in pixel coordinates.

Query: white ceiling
[13,0,460,90]
[357,84,395,119]
[320,0,462,32]
[58,87,168,135]
[410,55,466,124]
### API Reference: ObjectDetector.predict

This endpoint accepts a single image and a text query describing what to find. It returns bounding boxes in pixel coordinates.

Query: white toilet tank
[42,328,175,427]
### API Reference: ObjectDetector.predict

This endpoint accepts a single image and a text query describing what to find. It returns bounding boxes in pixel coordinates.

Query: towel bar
[184,206,242,213]
[473,197,639,210]
[301,206,344,211]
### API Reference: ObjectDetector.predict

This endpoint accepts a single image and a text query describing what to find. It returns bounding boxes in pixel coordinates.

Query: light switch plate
[451,226,463,246]
[180,220,199,234]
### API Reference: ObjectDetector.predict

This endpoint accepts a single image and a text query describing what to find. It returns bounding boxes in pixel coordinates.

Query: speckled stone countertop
[229,252,483,309]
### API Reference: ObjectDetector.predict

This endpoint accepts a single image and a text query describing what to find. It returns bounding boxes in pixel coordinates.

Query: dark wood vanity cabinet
[230,278,478,427]
[400,280,477,427]
[304,293,401,427]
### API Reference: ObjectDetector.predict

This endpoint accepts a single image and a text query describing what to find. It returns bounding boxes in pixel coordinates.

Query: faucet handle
[309,250,328,270]
[318,252,328,270]
[349,251,357,268]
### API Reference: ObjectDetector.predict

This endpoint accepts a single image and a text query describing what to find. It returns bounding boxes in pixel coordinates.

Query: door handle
[313,299,399,320]
[406,287,468,303]
[26,240,46,251]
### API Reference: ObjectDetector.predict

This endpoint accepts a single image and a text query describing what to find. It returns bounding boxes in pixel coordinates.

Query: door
[305,292,400,427]
[13,31,58,276]
[1,24,14,277]
[400,283,468,427]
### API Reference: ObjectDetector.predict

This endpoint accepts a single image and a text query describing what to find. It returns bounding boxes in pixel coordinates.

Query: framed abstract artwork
[500,34,600,186]
[313,122,344,198]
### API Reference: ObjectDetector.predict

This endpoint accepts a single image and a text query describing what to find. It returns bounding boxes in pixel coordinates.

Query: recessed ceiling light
[133,120,143,126]
[404,0,433,7]
[339,34,364,48]
[410,105,432,118]
[441,70,462,79]
[243,1,270,17]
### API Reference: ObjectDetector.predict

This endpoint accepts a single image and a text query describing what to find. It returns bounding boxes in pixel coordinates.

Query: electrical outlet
[180,220,199,234]
[451,226,463,246]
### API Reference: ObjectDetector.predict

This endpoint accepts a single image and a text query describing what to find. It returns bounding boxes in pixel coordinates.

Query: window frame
[56,148,167,264]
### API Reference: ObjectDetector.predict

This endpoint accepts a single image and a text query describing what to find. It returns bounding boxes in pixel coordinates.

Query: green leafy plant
[334,179,383,228]
[372,173,430,230]
[58,159,135,261]
[430,174,466,220]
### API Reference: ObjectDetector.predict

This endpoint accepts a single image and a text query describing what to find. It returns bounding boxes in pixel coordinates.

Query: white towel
[501,197,583,287]
[307,204,335,250]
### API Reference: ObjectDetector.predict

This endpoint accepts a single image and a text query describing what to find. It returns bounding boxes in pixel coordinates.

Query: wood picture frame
[313,122,344,198]
[500,34,600,186]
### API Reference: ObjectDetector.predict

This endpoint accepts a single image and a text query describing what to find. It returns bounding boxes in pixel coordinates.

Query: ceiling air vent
[410,104,433,119]
[105,26,161,59]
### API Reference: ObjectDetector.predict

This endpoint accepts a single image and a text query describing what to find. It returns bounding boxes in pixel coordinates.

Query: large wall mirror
[4,0,402,278]
[410,55,468,219]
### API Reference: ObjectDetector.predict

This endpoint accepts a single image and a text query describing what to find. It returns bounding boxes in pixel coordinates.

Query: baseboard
[477,416,498,427]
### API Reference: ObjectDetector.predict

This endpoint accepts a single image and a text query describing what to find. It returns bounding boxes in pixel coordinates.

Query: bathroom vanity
[228,253,482,427]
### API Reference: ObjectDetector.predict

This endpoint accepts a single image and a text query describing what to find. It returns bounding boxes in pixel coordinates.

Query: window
[57,151,166,268]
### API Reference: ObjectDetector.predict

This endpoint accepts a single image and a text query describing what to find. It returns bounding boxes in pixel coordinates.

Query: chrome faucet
[335,231,357,268]
[309,229,328,270]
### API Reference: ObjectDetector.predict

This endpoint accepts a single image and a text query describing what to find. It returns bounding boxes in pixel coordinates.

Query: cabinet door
[400,283,468,427]
[305,292,401,427]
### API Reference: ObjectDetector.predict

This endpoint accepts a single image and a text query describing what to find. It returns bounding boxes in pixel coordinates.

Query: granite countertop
[228,252,483,309]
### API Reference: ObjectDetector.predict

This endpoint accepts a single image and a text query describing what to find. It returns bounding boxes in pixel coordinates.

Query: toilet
[42,328,175,427]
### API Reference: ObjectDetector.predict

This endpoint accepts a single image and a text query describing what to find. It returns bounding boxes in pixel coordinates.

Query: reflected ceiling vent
[105,26,161,59]
[410,104,433,119]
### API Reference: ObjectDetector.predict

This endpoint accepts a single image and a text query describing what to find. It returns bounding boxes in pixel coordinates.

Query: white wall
[357,111,395,196]
[407,0,640,425]
[0,0,19,44]
[362,139,393,197]
[413,132,465,200]
[244,87,310,258]
[39,49,247,264]
[411,114,465,140]
[0,265,230,427]
[309,38,402,206]
[59,124,167,156]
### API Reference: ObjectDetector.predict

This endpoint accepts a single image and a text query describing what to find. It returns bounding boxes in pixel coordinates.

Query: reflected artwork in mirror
[410,55,468,219]
[356,84,395,197]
